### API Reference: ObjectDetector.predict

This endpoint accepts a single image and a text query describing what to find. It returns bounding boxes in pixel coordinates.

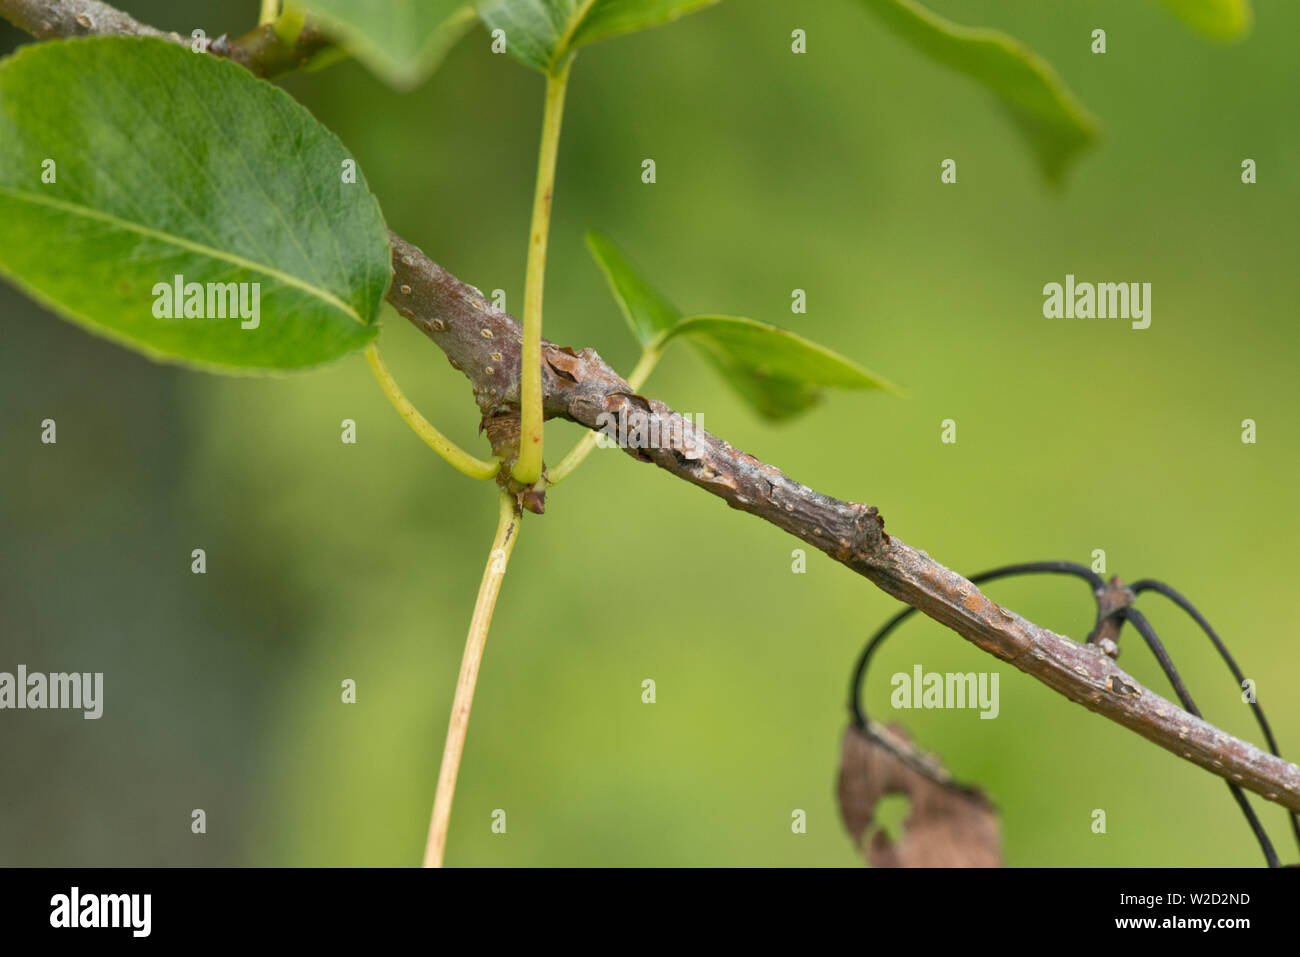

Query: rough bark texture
[6,0,1300,817]
[0,0,332,77]
[0,0,171,41]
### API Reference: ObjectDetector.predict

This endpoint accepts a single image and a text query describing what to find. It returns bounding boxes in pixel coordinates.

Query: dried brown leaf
[837,722,1002,868]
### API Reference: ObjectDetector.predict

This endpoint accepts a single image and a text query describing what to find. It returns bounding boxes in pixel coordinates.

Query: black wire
[848,560,1283,866]
[849,561,1104,728]
[1124,608,1279,868]
[1130,578,1300,854]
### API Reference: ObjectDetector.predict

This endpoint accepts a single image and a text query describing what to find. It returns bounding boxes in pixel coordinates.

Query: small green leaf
[569,0,719,50]
[0,37,390,373]
[665,316,902,392]
[665,315,904,421]
[1155,0,1252,40]
[858,0,1099,184]
[587,231,902,421]
[479,0,718,74]
[298,0,477,89]
[585,229,680,346]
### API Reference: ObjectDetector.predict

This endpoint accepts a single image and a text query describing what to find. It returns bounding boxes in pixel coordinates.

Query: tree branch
[0,0,332,77]
[7,0,1300,819]
[0,0,168,41]
[391,238,1300,813]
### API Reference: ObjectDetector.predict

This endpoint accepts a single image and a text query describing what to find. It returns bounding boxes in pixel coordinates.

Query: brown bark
[0,0,332,77]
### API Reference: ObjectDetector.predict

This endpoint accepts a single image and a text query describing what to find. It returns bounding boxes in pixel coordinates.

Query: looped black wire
[849,561,1289,867]
[1129,579,1300,856]
[1123,609,1278,868]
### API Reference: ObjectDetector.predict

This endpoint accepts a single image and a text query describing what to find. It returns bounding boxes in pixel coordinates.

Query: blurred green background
[1,0,1297,867]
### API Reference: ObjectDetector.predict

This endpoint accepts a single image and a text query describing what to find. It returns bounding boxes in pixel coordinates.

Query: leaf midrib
[0,185,365,324]
[552,0,601,69]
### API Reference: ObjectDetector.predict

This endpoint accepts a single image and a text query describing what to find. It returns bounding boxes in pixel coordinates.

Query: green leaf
[858,0,1099,184]
[585,229,680,346]
[1155,0,1252,40]
[479,0,718,74]
[569,0,719,50]
[587,230,902,420]
[665,315,905,421]
[298,0,477,89]
[0,37,390,374]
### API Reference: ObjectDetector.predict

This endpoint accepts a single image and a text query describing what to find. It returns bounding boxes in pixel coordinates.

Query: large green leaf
[299,0,478,89]
[479,0,718,74]
[0,37,390,373]
[858,0,1099,184]
[1156,0,1252,40]
[587,230,902,421]
[585,229,680,346]
[666,315,904,421]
